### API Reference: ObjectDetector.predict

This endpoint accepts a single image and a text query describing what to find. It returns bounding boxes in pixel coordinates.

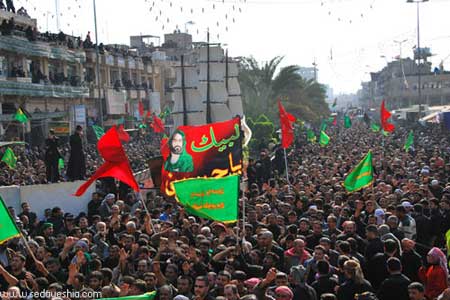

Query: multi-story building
[0,10,177,144]
[358,54,450,110]
[0,10,88,143]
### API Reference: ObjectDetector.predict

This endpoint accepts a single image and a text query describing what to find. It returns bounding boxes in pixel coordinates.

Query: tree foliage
[239,56,330,125]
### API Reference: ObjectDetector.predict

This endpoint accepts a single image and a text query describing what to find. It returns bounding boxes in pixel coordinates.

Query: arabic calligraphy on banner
[161,117,243,196]
[172,175,240,223]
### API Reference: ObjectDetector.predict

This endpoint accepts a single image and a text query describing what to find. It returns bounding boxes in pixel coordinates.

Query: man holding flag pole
[278,100,297,187]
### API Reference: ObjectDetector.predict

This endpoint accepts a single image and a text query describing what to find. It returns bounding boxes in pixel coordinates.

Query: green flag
[1,147,17,169]
[99,292,156,300]
[381,130,389,137]
[371,123,380,132]
[344,115,352,128]
[92,125,105,140]
[320,120,327,132]
[332,98,337,108]
[404,131,414,152]
[0,197,21,244]
[307,129,316,143]
[343,150,374,192]
[173,175,239,223]
[58,158,64,172]
[446,229,450,258]
[319,131,330,147]
[14,108,28,123]
[159,107,171,119]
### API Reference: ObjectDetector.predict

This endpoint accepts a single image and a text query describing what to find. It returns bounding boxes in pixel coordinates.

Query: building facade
[359,56,450,110]
[0,10,176,144]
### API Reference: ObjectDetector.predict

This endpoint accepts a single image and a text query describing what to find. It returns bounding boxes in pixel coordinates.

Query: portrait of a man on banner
[164,129,194,173]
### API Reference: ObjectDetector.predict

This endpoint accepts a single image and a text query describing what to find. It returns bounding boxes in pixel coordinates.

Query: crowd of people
[0,126,161,186]
[1,118,450,300]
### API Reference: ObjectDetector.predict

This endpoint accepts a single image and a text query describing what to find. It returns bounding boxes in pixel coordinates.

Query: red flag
[151,114,165,133]
[160,135,170,159]
[74,127,139,196]
[380,100,395,132]
[332,116,337,126]
[138,101,144,117]
[278,100,297,149]
[117,124,130,143]
[146,110,152,120]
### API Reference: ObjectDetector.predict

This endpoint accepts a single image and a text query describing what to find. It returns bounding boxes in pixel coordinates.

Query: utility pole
[312,59,318,81]
[181,55,187,126]
[407,0,428,119]
[206,30,211,124]
[93,0,103,126]
[394,39,409,104]
[55,0,60,32]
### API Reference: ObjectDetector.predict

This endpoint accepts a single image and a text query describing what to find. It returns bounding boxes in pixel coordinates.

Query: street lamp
[407,0,429,118]
[394,39,409,94]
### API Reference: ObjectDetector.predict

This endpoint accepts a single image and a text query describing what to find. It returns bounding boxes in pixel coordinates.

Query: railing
[0,35,86,64]
[0,80,89,98]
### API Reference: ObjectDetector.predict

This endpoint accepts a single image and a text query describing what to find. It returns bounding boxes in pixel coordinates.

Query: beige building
[359,57,450,110]
[0,10,176,144]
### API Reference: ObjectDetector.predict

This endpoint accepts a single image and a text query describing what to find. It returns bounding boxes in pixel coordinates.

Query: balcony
[0,35,86,64]
[0,80,89,98]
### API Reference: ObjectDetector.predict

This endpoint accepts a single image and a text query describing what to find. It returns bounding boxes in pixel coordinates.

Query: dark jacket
[337,279,374,300]
[364,237,384,261]
[401,250,422,283]
[292,283,317,300]
[311,274,338,296]
[367,253,390,290]
[377,273,411,300]
[45,137,61,163]
[67,133,86,181]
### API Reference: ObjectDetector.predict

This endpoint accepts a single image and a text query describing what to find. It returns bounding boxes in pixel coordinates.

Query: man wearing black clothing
[67,125,86,181]
[5,0,14,13]
[412,204,432,246]
[88,192,103,221]
[306,221,326,249]
[367,239,399,290]
[255,150,271,185]
[18,202,37,232]
[377,257,411,300]
[311,260,338,296]
[400,239,422,283]
[44,130,61,183]
[336,221,367,254]
[364,224,384,261]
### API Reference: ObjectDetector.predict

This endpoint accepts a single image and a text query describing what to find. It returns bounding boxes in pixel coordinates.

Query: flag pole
[284,148,290,187]
[21,234,38,262]
[22,123,25,143]
[139,194,155,232]
[240,191,245,247]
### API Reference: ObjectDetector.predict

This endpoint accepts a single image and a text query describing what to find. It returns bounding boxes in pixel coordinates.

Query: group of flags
[277,98,414,193]
[138,100,167,133]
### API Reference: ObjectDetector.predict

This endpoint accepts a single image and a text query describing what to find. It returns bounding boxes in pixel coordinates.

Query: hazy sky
[18,0,450,94]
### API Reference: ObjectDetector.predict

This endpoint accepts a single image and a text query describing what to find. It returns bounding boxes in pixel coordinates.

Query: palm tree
[238,56,330,124]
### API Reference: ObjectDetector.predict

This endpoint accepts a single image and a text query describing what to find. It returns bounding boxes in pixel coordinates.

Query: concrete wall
[0,181,94,219]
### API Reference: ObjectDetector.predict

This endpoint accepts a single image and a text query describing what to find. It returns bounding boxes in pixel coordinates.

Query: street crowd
[1,119,450,300]
[0,130,160,186]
